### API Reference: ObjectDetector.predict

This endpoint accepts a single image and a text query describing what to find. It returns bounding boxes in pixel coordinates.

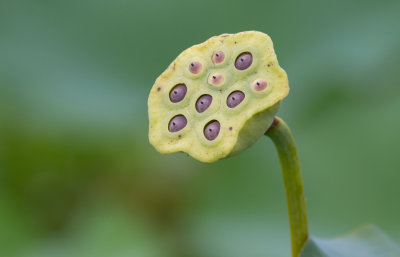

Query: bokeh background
[1,0,400,256]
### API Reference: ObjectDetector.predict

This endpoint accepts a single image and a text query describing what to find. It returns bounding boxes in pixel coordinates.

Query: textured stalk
[265,117,308,257]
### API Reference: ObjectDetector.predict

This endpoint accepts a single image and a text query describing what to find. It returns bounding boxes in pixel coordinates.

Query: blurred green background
[1,0,400,256]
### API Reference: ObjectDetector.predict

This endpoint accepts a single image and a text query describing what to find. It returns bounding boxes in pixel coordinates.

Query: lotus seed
[207,73,224,86]
[196,95,212,113]
[168,115,187,132]
[227,91,245,108]
[169,84,187,103]
[189,61,202,74]
[253,79,267,91]
[204,120,220,141]
[212,51,225,64]
[235,52,252,70]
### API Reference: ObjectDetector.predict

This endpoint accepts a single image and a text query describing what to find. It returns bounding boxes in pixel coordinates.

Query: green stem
[265,117,308,257]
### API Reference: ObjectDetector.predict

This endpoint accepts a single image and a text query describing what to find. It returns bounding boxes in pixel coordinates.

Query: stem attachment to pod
[265,117,308,257]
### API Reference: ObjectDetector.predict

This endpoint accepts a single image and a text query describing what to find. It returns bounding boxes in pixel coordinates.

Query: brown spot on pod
[189,61,202,74]
[212,51,225,64]
[227,91,245,108]
[266,117,280,133]
[204,120,220,141]
[253,79,267,91]
[196,94,212,113]
[235,52,252,70]
[168,115,187,132]
[207,73,224,86]
[169,84,187,103]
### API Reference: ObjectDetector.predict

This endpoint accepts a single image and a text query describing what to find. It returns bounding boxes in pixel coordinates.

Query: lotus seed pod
[148,31,289,162]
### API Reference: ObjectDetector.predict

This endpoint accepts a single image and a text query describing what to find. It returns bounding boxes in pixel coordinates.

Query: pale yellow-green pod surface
[148,31,289,162]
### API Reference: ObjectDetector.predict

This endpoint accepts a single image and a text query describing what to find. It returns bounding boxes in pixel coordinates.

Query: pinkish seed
[253,79,267,91]
[189,61,202,74]
[208,73,223,86]
[212,51,225,64]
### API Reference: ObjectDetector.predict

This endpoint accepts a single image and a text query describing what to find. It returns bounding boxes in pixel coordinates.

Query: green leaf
[300,225,400,257]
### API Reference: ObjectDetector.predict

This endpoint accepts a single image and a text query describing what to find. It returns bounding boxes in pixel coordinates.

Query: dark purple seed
[234,52,253,70]
[189,61,202,74]
[212,51,225,64]
[227,91,245,108]
[204,120,220,141]
[169,84,187,103]
[196,95,212,113]
[168,115,187,132]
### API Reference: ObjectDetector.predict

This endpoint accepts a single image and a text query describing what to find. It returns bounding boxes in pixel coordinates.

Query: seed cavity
[168,115,187,132]
[189,61,202,74]
[234,52,253,70]
[204,120,220,141]
[196,94,212,113]
[169,84,187,103]
[212,51,225,64]
[253,79,267,91]
[227,91,245,108]
[207,73,224,86]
